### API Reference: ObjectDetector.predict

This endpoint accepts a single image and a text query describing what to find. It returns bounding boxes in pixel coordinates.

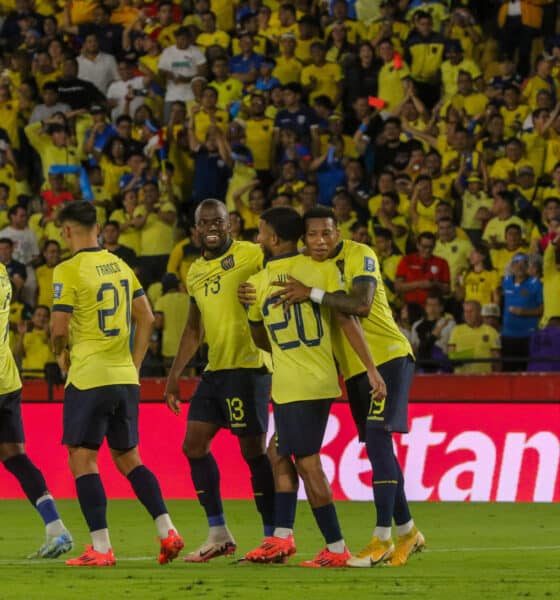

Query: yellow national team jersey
[187,240,267,371]
[154,291,190,359]
[21,329,55,379]
[52,248,143,389]
[462,269,500,306]
[244,118,274,171]
[300,63,342,104]
[448,323,500,375]
[0,264,21,395]
[247,253,342,404]
[329,240,412,381]
[36,264,55,308]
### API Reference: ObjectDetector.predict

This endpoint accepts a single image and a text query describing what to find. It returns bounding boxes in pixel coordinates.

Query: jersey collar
[202,238,233,261]
[266,251,299,263]
[74,247,103,255]
[331,241,344,259]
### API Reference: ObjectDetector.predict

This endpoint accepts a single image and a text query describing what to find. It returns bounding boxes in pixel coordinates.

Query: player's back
[331,240,412,378]
[187,240,268,371]
[52,248,142,389]
[248,253,342,403]
[0,264,21,395]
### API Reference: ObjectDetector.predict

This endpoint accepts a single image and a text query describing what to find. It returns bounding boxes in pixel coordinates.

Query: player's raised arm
[335,311,386,401]
[131,293,155,372]
[164,301,204,415]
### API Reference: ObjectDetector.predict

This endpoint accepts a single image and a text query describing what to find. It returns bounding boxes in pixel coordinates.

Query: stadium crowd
[0,0,560,377]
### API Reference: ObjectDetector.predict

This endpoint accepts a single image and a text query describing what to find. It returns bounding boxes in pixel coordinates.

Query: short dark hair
[260,207,303,242]
[8,205,25,218]
[374,227,393,240]
[497,190,516,208]
[417,231,436,244]
[303,206,336,226]
[43,239,60,251]
[58,201,97,228]
[505,223,522,235]
[0,237,14,247]
[381,191,400,205]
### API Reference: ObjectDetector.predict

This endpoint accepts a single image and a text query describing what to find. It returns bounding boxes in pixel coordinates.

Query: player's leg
[244,434,298,563]
[111,446,183,564]
[0,390,72,558]
[182,418,235,561]
[232,370,275,537]
[62,385,115,566]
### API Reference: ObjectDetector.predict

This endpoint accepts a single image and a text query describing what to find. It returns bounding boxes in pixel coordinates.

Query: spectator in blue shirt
[502,253,544,371]
[229,32,264,85]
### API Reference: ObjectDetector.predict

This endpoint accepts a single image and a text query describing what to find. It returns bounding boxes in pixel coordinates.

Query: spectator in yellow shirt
[491,223,529,277]
[434,217,472,291]
[456,243,500,306]
[448,301,501,374]
[301,42,343,106]
[542,231,560,326]
[196,11,230,50]
[14,305,55,380]
[154,273,190,370]
[35,239,61,308]
[523,55,557,109]
[482,190,527,249]
[209,57,244,111]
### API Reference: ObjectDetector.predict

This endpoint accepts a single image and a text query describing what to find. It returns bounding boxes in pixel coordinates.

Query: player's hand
[56,350,70,377]
[238,282,257,305]
[164,377,182,415]
[270,276,311,307]
[368,367,386,402]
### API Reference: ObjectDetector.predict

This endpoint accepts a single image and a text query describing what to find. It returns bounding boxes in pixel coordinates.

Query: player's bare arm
[248,321,272,354]
[271,276,376,317]
[50,311,71,375]
[164,302,204,415]
[131,294,155,372]
[335,311,386,400]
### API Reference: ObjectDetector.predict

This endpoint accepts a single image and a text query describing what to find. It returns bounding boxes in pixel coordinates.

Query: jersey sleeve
[246,274,263,324]
[130,269,145,299]
[51,263,76,313]
[348,245,380,285]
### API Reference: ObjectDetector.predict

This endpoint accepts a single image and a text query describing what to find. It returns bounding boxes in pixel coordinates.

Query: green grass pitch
[0,500,558,599]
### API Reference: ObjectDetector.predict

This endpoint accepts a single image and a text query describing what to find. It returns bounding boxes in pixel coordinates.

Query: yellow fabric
[448,323,500,374]
[0,164,18,206]
[100,157,130,199]
[0,264,21,394]
[301,62,342,104]
[135,207,175,257]
[244,118,275,171]
[490,157,533,181]
[408,40,444,82]
[324,20,367,45]
[434,237,472,290]
[109,208,141,255]
[523,75,554,108]
[460,190,493,230]
[462,269,500,306]
[193,108,229,142]
[542,242,560,325]
[187,241,268,371]
[329,240,412,380]
[0,99,20,149]
[43,220,69,256]
[500,104,530,138]
[482,215,527,245]
[36,264,55,308]
[450,92,488,119]
[209,78,244,110]
[273,56,303,85]
[196,30,231,49]
[21,329,54,379]
[52,248,144,389]
[295,37,323,65]
[69,0,98,25]
[440,58,481,99]
[491,245,530,277]
[379,253,401,308]
[413,200,438,235]
[378,59,410,110]
[154,291,190,358]
[231,34,269,56]
[521,130,547,176]
[544,138,560,174]
[212,0,234,32]
[247,253,342,403]
[226,163,257,212]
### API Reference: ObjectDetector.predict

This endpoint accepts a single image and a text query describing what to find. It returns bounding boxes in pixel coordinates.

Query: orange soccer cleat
[244,535,296,563]
[65,545,116,567]
[300,546,351,568]
[159,529,185,564]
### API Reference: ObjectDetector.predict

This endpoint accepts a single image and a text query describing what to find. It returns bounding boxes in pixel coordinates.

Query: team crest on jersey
[53,283,63,300]
[482,335,489,342]
[451,245,458,253]
[221,255,235,270]
[364,256,375,272]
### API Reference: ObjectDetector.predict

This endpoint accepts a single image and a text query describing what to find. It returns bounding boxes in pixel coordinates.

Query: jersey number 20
[97,280,131,337]
[264,299,324,350]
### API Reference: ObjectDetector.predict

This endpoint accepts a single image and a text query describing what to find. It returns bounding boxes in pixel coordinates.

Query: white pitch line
[0,546,558,566]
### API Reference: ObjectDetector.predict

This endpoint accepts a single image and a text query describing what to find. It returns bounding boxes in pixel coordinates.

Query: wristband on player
[310,287,325,304]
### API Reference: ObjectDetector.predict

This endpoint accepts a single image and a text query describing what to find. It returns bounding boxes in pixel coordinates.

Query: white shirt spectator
[106,76,146,121]
[29,102,71,124]
[77,52,120,94]
[158,44,206,102]
[0,225,39,265]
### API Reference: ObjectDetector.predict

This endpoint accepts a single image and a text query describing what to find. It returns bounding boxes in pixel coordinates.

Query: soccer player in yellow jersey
[0,263,73,559]
[164,199,275,562]
[269,207,425,568]
[243,207,384,568]
[50,202,183,567]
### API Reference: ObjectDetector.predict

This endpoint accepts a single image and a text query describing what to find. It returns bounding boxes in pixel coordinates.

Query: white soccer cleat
[28,531,74,559]
[183,537,237,563]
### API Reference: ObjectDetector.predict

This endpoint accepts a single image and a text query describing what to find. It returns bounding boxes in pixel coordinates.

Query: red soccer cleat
[244,535,296,563]
[300,546,351,568]
[159,529,185,564]
[65,545,116,567]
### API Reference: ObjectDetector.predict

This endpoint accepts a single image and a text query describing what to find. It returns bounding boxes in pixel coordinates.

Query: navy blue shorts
[273,399,332,457]
[345,372,370,442]
[0,389,25,444]
[367,355,414,433]
[187,369,270,436]
[63,384,139,450]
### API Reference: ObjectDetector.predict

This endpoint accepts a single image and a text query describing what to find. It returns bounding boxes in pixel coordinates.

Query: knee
[182,437,209,459]
[112,447,142,476]
[294,455,322,480]
[240,436,266,462]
